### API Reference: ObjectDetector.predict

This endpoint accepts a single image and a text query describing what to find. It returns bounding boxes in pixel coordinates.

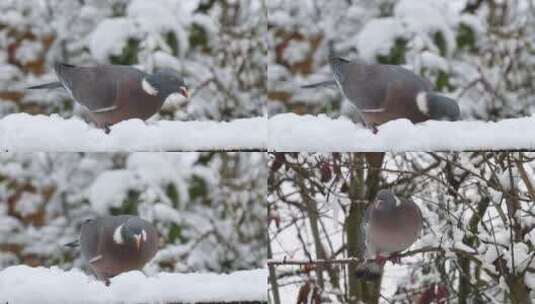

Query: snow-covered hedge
[0,266,267,304]
[0,152,267,278]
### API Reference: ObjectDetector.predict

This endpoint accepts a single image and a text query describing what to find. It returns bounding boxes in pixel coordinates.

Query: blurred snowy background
[267,0,535,122]
[0,152,266,275]
[0,0,266,121]
[268,152,535,303]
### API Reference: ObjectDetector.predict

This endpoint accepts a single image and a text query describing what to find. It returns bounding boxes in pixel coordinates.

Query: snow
[153,203,182,223]
[394,0,456,54]
[504,242,531,272]
[355,0,456,62]
[268,113,535,151]
[89,18,139,62]
[126,0,177,34]
[283,40,310,65]
[420,50,449,71]
[126,153,182,187]
[0,265,267,304]
[0,113,267,151]
[152,51,183,72]
[88,170,139,214]
[14,192,43,217]
[14,39,43,65]
[356,18,405,62]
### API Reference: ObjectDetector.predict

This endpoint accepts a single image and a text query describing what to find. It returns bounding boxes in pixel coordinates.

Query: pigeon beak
[134,234,142,251]
[375,200,384,210]
[179,86,189,99]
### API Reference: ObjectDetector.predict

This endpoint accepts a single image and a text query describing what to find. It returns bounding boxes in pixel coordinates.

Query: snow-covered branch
[0,114,267,152]
[268,114,535,151]
[267,246,478,266]
[0,266,267,304]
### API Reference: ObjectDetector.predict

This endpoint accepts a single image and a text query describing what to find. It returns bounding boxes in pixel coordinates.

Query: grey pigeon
[28,63,189,133]
[79,215,159,285]
[302,42,460,132]
[356,190,422,280]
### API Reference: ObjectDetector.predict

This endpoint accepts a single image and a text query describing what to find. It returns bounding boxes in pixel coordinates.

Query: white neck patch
[416,92,429,115]
[142,78,158,96]
[394,196,401,207]
[141,229,147,241]
[113,224,125,245]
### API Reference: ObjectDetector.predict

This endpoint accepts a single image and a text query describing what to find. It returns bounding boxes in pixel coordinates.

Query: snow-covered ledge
[268,113,535,151]
[0,265,267,304]
[0,114,267,152]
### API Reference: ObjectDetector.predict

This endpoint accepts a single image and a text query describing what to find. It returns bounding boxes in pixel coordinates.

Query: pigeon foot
[104,123,111,134]
[375,254,388,265]
[388,252,402,264]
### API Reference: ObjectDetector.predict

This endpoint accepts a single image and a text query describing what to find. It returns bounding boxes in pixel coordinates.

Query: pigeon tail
[327,40,336,59]
[64,240,80,247]
[301,80,338,89]
[26,82,63,90]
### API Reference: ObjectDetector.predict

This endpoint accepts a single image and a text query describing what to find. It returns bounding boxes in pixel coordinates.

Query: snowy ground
[0,114,267,152]
[0,265,267,304]
[269,113,535,151]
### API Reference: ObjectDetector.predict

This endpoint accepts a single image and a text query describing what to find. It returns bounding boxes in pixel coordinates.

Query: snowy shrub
[267,0,535,121]
[0,0,266,121]
[268,152,535,303]
[0,152,267,274]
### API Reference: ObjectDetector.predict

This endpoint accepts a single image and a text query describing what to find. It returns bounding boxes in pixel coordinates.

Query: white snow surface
[88,170,140,214]
[126,0,177,34]
[89,18,138,62]
[268,113,535,151]
[0,265,267,304]
[356,18,405,62]
[0,113,266,151]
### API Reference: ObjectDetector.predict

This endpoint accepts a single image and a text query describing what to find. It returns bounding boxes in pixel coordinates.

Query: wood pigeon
[302,42,460,132]
[28,63,189,133]
[356,189,423,280]
[78,215,159,285]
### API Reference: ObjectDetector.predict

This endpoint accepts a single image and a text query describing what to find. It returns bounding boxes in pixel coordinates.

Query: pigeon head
[142,69,189,101]
[417,92,460,121]
[326,40,350,85]
[373,190,401,212]
[329,56,350,85]
[113,217,148,251]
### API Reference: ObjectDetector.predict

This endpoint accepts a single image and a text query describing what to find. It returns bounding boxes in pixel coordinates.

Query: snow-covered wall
[6,112,535,151]
[0,266,267,304]
[0,114,266,151]
[268,114,535,151]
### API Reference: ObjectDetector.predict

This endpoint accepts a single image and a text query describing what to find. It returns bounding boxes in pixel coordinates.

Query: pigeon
[78,215,159,285]
[356,189,423,280]
[302,42,460,132]
[27,63,189,133]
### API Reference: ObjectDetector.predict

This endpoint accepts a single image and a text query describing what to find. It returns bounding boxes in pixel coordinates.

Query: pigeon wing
[341,63,433,111]
[80,219,102,263]
[340,62,389,110]
[55,63,131,113]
